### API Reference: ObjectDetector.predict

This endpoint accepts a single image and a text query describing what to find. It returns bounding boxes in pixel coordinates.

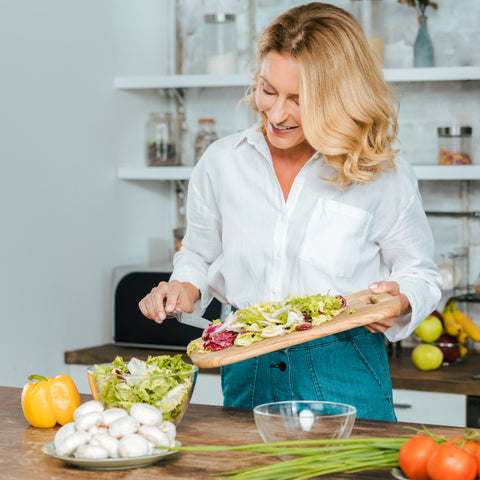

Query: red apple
[436,334,460,363]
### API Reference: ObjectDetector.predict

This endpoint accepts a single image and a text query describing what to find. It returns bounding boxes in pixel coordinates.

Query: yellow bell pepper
[21,374,81,428]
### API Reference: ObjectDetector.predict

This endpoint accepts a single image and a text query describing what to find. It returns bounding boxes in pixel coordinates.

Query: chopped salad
[90,355,196,422]
[187,293,354,354]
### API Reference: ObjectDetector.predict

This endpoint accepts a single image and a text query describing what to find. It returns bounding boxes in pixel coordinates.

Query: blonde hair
[244,2,398,186]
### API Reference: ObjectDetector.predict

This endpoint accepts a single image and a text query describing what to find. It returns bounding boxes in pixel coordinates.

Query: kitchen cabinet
[393,389,466,427]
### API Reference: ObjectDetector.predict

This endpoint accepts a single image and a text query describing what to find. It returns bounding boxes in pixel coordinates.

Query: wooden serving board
[188,290,402,369]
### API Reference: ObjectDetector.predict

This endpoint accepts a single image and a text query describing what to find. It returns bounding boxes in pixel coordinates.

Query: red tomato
[427,443,477,480]
[475,449,480,475]
[447,436,480,456]
[398,435,437,480]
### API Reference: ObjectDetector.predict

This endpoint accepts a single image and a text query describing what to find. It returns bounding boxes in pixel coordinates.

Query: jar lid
[438,126,472,137]
[204,13,235,23]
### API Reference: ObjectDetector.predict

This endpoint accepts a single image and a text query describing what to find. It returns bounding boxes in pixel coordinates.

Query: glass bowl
[253,401,356,444]
[87,363,198,425]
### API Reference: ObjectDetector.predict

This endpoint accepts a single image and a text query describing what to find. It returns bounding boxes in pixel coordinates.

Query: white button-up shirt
[171,123,442,342]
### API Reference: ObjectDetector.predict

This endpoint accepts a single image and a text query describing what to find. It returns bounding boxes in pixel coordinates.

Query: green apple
[411,344,444,371]
[414,315,443,342]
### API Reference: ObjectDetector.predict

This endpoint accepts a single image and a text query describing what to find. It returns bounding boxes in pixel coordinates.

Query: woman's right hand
[138,280,200,324]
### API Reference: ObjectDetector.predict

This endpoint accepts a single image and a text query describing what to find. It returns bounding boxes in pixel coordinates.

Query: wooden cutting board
[188,289,402,369]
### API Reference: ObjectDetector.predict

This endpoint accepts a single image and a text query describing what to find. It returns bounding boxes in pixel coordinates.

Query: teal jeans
[221,327,396,421]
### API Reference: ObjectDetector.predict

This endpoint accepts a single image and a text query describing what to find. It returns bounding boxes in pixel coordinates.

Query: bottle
[194,118,218,164]
[146,112,178,166]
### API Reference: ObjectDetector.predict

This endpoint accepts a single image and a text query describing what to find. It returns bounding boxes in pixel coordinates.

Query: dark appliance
[113,264,222,350]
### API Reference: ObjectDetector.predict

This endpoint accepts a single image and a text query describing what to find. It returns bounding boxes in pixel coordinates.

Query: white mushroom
[108,415,140,439]
[92,432,120,458]
[130,403,163,425]
[158,421,176,443]
[118,434,150,458]
[73,400,104,421]
[102,407,129,426]
[54,422,76,450]
[55,431,91,457]
[138,425,173,448]
[74,411,104,432]
[74,443,109,459]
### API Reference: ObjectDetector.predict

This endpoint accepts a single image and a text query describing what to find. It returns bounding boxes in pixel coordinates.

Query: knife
[167,311,212,330]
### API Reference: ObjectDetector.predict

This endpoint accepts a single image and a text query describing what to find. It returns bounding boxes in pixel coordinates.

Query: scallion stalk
[173,436,408,479]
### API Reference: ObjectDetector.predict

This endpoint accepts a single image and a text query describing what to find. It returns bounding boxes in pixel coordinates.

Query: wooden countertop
[1,386,467,479]
[65,343,480,395]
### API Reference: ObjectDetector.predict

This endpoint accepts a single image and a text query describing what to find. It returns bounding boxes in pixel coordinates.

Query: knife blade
[167,311,212,330]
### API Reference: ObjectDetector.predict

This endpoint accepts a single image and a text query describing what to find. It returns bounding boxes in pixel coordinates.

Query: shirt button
[276,251,282,258]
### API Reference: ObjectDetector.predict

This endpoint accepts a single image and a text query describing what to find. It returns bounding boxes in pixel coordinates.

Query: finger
[138,298,154,320]
[368,281,400,296]
[145,282,170,322]
[164,280,183,314]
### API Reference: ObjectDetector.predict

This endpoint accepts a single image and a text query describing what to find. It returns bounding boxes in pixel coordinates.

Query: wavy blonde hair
[244,2,399,186]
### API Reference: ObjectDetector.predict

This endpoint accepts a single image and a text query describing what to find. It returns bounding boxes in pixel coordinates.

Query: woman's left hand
[365,281,411,333]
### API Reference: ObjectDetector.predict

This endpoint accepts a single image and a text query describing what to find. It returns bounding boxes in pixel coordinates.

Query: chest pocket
[299,199,371,278]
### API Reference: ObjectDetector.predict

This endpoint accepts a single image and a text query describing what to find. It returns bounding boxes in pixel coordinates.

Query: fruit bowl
[87,356,198,425]
[253,401,356,444]
[412,335,472,366]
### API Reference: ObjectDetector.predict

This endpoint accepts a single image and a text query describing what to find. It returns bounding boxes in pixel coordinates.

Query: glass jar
[146,112,178,166]
[204,13,237,75]
[194,118,218,164]
[437,126,472,165]
[350,0,384,67]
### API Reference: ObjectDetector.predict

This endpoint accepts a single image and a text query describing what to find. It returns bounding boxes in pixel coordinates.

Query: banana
[450,300,480,342]
[457,328,469,345]
[442,302,462,337]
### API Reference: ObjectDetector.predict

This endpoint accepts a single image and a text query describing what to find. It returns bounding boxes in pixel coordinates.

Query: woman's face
[255,51,309,152]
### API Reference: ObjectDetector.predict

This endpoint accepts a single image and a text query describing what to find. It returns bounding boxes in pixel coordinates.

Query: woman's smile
[255,51,312,154]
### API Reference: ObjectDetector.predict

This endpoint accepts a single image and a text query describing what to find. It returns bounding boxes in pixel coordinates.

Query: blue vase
[414,16,434,67]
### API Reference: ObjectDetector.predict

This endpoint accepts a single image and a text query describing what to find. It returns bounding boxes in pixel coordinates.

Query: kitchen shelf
[414,165,480,180]
[114,66,480,90]
[114,74,250,89]
[117,165,480,181]
[118,166,193,180]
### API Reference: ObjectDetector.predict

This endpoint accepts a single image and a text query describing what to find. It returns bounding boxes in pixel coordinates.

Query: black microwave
[112,264,223,350]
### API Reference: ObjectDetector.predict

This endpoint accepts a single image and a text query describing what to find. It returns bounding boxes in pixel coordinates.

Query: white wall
[0,1,174,387]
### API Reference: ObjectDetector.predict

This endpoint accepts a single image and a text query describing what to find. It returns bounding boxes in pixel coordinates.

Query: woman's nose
[268,97,289,124]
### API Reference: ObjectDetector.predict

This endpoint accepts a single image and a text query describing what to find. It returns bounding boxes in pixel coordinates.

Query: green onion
[173,436,409,479]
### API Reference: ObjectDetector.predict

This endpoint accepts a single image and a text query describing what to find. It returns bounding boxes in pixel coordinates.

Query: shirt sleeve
[169,152,222,314]
[378,183,442,342]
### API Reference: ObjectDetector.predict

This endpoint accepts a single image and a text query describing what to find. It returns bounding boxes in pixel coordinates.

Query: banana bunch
[441,300,480,358]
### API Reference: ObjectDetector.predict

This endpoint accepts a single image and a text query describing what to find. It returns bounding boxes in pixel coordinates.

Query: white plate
[391,468,409,480]
[42,440,180,470]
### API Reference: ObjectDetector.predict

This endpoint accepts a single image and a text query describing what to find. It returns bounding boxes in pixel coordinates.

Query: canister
[146,112,178,166]
[204,13,237,75]
[437,126,472,165]
[350,0,384,67]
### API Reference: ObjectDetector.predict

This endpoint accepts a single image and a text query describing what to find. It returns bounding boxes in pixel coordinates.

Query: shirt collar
[234,122,323,166]
[233,122,264,149]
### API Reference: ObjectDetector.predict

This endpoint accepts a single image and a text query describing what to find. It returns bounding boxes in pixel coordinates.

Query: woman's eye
[262,85,275,95]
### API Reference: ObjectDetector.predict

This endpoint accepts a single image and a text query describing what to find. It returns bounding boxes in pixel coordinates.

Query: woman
[139,2,441,420]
